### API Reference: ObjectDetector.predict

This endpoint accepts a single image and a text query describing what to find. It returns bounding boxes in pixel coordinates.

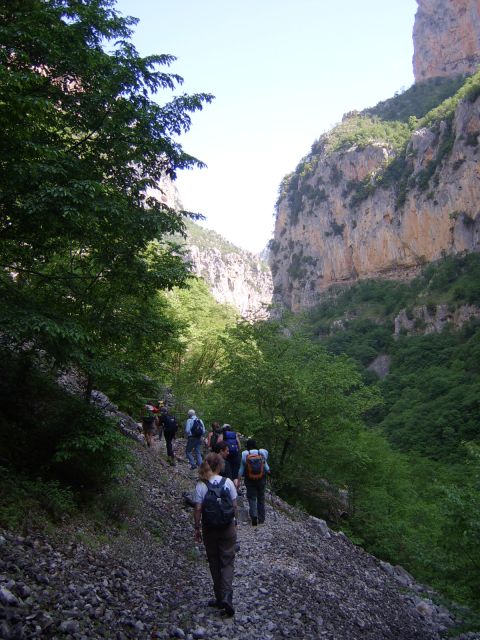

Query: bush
[0,349,129,496]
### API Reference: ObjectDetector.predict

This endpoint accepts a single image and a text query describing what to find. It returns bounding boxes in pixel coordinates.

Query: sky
[115,0,418,254]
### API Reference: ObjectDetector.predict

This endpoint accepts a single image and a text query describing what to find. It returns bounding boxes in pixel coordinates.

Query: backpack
[210,429,222,450]
[190,417,203,438]
[224,430,239,455]
[202,478,235,528]
[245,451,265,480]
[162,415,177,436]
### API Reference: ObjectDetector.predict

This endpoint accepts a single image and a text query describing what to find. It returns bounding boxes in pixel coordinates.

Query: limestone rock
[413,0,480,82]
[187,243,272,319]
[270,94,480,312]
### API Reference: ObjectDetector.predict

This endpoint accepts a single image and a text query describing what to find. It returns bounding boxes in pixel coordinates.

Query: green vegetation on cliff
[279,70,480,222]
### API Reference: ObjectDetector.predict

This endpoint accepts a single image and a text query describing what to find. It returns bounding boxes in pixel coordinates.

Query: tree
[0,0,213,401]
[164,278,238,411]
[208,320,380,490]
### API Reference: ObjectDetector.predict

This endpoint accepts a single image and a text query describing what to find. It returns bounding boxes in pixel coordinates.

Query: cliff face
[270,91,480,312]
[181,220,272,317]
[413,0,480,81]
[155,179,273,317]
[186,241,273,318]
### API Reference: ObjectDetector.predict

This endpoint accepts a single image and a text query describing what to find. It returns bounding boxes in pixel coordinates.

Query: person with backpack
[206,421,223,451]
[157,406,178,465]
[141,401,158,449]
[213,441,234,481]
[217,424,241,485]
[185,409,205,470]
[238,438,270,526]
[194,452,238,616]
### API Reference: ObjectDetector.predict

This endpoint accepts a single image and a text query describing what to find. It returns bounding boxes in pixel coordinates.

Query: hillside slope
[0,424,474,640]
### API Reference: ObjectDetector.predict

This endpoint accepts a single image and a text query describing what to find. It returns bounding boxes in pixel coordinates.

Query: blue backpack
[224,430,239,455]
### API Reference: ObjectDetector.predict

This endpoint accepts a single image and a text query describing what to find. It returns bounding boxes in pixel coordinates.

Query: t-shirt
[194,475,238,504]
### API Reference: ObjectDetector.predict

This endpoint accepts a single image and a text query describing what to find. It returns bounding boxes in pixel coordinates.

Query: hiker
[141,401,158,448]
[185,409,205,470]
[206,421,223,451]
[213,441,235,481]
[217,424,241,485]
[158,406,178,465]
[194,452,238,616]
[238,438,270,526]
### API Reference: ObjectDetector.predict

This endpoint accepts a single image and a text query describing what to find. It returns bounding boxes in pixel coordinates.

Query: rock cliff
[270,2,480,312]
[183,222,273,318]
[413,0,480,81]
[153,179,272,317]
[270,76,480,311]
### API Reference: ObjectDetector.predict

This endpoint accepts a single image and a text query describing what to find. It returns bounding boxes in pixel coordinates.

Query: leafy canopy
[0,0,214,400]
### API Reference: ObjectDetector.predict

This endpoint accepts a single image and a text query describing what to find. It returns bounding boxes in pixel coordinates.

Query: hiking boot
[207,598,223,608]
[221,592,235,617]
[251,516,258,526]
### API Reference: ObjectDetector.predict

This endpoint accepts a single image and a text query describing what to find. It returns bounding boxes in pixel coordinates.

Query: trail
[0,433,473,639]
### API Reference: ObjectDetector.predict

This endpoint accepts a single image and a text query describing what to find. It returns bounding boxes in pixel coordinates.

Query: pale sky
[115,0,418,254]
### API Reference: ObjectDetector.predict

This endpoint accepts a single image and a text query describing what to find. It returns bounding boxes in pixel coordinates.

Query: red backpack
[245,451,265,480]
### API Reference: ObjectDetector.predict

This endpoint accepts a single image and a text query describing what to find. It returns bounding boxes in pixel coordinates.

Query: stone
[60,619,80,633]
[0,587,20,607]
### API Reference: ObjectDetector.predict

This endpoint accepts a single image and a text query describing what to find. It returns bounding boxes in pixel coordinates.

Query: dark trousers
[202,523,237,600]
[245,477,267,523]
[164,434,174,458]
[227,452,241,479]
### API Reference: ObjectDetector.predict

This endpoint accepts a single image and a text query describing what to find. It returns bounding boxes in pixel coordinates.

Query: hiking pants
[245,477,267,523]
[186,436,202,467]
[202,522,237,600]
[227,452,241,479]
[164,434,174,458]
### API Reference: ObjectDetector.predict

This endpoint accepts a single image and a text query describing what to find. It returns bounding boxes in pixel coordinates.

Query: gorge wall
[154,180,272,318]
[413,0,480,81]
[270,1,480,312]
[186,238,272,318]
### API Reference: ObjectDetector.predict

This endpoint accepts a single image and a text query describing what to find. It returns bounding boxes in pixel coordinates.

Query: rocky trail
[1,427,478,640]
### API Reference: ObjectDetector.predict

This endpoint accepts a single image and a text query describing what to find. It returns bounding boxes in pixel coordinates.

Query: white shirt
[194,474,238,504]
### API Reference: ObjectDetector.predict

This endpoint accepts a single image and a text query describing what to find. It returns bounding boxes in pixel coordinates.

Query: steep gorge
[270,0,480,312]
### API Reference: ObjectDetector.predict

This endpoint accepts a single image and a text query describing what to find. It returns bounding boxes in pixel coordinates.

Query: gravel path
[0,433,477,639]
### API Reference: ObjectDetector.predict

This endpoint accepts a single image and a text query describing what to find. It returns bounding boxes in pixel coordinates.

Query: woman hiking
[193,452,238,616]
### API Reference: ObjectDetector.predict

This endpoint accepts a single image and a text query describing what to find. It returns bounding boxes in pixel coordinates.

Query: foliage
[163,278,238,413]
[322,115,412,154]
[0,348,129,496]
[439,445,480,605]
[363,75,467,123]
[0,0,213,406]
[377,324,480,461]
[0,466,75,529]
[207,320,380,490]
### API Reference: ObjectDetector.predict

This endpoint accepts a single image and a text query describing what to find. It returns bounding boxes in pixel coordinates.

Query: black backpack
[162,415,177,436]
[202,478,235,528]
[190,417,203,438]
